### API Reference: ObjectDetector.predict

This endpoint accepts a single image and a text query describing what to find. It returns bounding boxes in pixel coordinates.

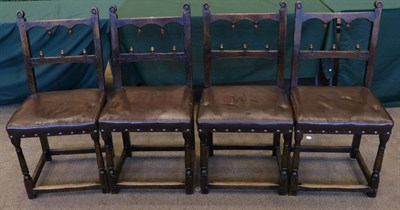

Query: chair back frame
[109,4,192,89]
[16,8,105,94]
[202,1,287,88]
[290,0,383,88]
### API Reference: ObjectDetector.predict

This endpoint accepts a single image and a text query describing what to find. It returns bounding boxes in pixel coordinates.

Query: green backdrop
[0,0,399,106]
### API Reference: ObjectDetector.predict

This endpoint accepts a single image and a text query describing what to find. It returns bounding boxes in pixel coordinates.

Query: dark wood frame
[101,4,194,194]
[199,1,292,195]
[8,8,108,199]
[289,0,391,197]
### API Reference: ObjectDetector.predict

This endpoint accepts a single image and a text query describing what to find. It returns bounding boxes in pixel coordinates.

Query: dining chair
[197,1,293,195]
[289,0,393,197]
[99,4,194,194]
[6,8,108,198]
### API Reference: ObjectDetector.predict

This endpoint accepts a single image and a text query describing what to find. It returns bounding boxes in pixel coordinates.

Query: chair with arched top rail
[6,8,108,199]
[98,4,194,194]
[197,1,293,195]
[289,0,393,197]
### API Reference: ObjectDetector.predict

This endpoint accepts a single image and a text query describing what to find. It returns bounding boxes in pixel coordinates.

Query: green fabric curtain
[116,0,331,87]
[1,0,398,106]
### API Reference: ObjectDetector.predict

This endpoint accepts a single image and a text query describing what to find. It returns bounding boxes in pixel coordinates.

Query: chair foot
[27,192,37,199]
[366,190,377,198]
[99,169,109,193]
[23,175,36,199]
[201,186,209,194]
[278,171,288,195]
[289,172,298,196]
[108,169,119,194]
[200,169,209,194]
[185,169,194,194]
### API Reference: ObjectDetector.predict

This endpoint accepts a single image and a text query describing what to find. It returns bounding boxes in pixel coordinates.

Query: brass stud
[60,50,65,56]
[34,134,38,136]
[238,129,242,132]
[160,28,165,35]
[47,133,51,136]
[225,129,229,132]
[186,129,190,131]
[112,129,116,131]
[231,24,236,29]
[277,130,280,132]
[387,132,391,135]
[346,23,350,29]
[289,130,292,133]
[138,28,141,34]
[309,44,314,51]
[125,129,128,131]
[199,129,202,132]
[322,130,325,133]
[150,46,155,53]
[94,130,98,133]
[150,129,154,132]
[82,49,87,55]
[47,30,52,36]
[137,129,141,131]
[309,130,312,133]
[243,43,247,52]
[220,43,224,52]
[129,46,134,54]
[355,44,360,51]
[265,44,269,51]
[362,131,365,134]
[374,131,378,134]
[71,132,74,134]
[251,129,255,132]
[172,45,176,53]
[68,28,72,35]
[59,132,62,135]
[39,51,44,58]
[22,135,26,138]
[264,130,267,132]
[254,22,258,29]
[332,43,336,51]
[323,23,328,29]
[335,130,338,133]
[212,129,216,132]
[175,129,179,131]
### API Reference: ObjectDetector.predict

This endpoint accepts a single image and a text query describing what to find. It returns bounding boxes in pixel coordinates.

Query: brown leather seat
[99,86,192,131]
[291,86,393,133]
[198,85,293,131]
[7,89,105,137]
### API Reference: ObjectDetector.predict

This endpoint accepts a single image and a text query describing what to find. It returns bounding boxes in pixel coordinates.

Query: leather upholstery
[197,85,293,131]
[290,86,394,133]
[6,89,106,137]
[99,86,193,131]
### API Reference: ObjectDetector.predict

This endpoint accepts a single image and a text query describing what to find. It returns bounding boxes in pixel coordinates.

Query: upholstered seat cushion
[6,89,106,137]
[99,86,193,131]
[197,86,293,131]
[290,86,394,133]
